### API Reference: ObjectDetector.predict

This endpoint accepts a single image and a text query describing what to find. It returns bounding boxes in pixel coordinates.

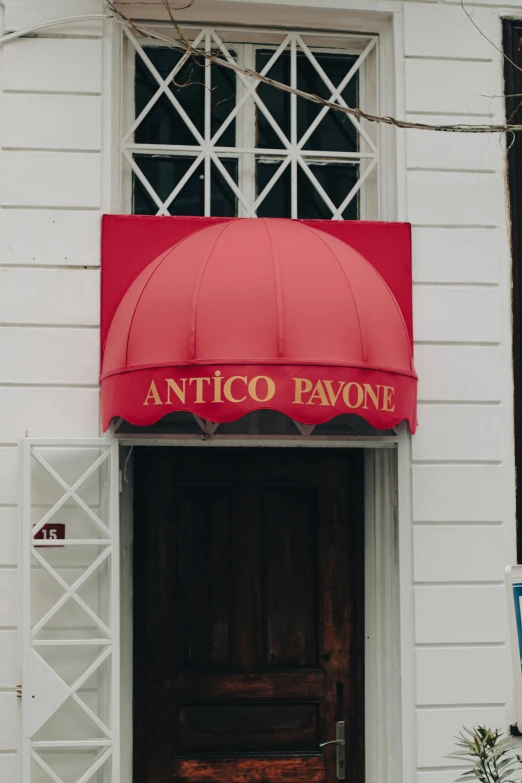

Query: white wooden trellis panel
[21,439,120,783]
[122,25,379,219]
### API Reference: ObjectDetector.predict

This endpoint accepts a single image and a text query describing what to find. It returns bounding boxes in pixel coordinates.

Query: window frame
[120,24,382,220]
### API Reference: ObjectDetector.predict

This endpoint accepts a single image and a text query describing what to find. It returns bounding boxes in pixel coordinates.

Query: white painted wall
[404,6,516,783]
[0,1,517,782]
[0,2,106,779]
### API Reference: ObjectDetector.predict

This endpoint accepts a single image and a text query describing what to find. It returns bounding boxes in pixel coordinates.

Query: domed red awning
[101,218,417,432]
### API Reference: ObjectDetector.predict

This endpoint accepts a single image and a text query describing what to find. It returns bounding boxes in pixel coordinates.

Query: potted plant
[449,726,522,782]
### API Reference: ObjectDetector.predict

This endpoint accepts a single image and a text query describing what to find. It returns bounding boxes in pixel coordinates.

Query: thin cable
[0,15,111,44]
[107,4,522,135]
[1,4,518,136]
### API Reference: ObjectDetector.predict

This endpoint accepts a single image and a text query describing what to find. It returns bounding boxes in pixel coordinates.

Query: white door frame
[116,427,413,783]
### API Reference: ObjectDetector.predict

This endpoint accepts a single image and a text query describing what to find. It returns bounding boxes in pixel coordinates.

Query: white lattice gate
[21,440,120,783]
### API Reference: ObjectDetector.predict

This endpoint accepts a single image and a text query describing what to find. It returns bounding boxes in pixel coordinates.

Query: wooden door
[133,448,364,783]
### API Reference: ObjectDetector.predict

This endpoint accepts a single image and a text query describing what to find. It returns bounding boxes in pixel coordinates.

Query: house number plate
[34,524,65,547]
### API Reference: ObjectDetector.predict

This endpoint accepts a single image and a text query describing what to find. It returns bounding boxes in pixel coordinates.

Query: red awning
[100,218,417,431]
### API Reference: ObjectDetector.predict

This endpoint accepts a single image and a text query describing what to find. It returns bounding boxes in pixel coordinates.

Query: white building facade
[0,1,518,782]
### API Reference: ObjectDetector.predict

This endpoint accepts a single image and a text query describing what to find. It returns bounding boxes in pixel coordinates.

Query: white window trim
[119,23,382,220]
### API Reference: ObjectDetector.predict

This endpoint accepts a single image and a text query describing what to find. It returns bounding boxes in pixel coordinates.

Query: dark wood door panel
[178,703,318,752]
[263,485,318,668]
[169,671,326,700]
[134,447,364,783]
[179,486,232,668]
[173,755,325,783]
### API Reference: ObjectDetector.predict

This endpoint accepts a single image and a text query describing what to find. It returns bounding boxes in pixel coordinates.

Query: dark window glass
[133,45,360,220]
[135,47,236,147]
[210,160,238,216]
[256,161,290,218]
[133,155,237,216]
[297,163,358,220]
[255,161,358,219]
[256,52,291,149]
[256,50,358,152]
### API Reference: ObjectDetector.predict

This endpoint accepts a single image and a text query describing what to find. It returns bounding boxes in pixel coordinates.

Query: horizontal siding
[0,756,19,782]
[1,94,102,151]
[0,632,19,688]
[416,647,508,705]
[417,707,507,769]
[415,345,501,402]
[0,387,100,442]
[406,120,501,172]
[444,0,520,7]
[418,772,467,783]
[407,171,502,227]
[403,4,496,59]
[5,0,104,33]
[413,526,509,582]
[0,210,101,266]
[0,449,18,505]
[412,465,504,522]
[3,38,102,94]
[0,694,19,750]
[414,585,506,643]
[0,571,18,627]
[405,59,499,116]
[0,509,17,566]
[405,8,512,772]
[413,404,503,461]
[411,228,499,284]
[0,269,99,325]
[413,286,500,344]
[0,328,99,384]
[0,152,101,208]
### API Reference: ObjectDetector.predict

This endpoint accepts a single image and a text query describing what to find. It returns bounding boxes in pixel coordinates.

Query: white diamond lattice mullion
[297,36,377,152]
[75,747,113,783]
[252,156,291,212]
[30,750,65,783]
[161,152,205,214]
[210,152,255,216]
[204,32,212,216]
[125,27,206,146]
[248,83,292,153]
[297,36,377,153]
[208,29,292,152]
[297,158,337,217]
[331,157,378,220]
[290,36,298,219]
[30,547,112,638]
[71,645,113,694]
[123,149,165,215]
[123,28,207,144]
[31,449,111,538]
[209,30,292,147]
[72,693,112,739]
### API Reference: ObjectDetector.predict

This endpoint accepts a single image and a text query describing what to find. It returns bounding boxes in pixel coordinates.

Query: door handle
[319,721,346,780]
[319,739,345,747]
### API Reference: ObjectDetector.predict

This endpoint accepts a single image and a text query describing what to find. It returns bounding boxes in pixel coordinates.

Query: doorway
[132,447,365,782]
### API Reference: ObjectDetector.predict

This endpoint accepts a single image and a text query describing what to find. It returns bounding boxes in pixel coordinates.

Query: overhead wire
[106,1,522,135]
[0,15,111,44]
[0,3,519,135]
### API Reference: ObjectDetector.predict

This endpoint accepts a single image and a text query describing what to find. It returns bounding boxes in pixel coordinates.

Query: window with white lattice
[122,25,380,220]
